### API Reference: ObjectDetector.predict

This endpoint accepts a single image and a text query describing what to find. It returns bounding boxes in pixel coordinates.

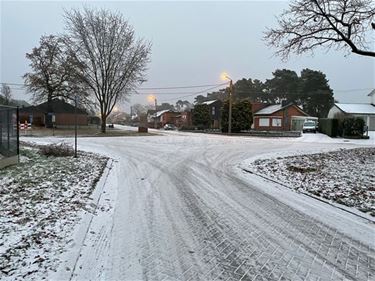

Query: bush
[179,126,196,131]
[39,143,74,157]
[342,118,365,137]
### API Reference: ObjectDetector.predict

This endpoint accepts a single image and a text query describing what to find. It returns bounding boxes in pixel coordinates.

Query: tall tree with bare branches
[1,84,12,105]
[64,8,151,133]
[264,0,375,60]
[24,35,89,127]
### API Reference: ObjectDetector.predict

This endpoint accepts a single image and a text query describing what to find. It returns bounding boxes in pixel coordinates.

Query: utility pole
[154,98,157,129]
[228,79,233,134]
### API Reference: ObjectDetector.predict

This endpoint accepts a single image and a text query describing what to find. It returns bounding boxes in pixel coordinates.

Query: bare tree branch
[264,0,375,60]
[1,84,12,105]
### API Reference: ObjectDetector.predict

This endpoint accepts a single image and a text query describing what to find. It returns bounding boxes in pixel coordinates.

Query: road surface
[52,131,375,281]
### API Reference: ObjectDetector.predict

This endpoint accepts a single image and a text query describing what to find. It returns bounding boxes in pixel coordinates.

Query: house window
[272,118,282,127]
[212,107,215,115]
[259,118,270,127]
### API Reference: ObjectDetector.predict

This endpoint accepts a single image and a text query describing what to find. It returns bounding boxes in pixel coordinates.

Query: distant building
[253,103,310,131]
[148,109,180,128]
[327,90,375,131]
[175,111,192,128]
[201,100,223,129]
[20,99,88,127]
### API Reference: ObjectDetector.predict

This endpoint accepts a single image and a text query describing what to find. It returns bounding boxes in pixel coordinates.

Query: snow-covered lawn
[248,147,375,216]
[0,144,108,280]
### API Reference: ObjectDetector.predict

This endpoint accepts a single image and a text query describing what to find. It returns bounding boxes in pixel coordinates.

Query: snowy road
[43,131,374,281]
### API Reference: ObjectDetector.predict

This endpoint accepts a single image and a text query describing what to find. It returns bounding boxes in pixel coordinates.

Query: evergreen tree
[221,100,252,133]
[299,69,334,118]
[192,104,211,129]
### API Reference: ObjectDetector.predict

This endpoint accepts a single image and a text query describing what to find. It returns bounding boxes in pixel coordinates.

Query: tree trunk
[45,94,53,128]
[101,114,107,133]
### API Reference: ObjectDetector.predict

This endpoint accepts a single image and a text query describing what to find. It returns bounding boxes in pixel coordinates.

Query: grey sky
[1,0,374,111]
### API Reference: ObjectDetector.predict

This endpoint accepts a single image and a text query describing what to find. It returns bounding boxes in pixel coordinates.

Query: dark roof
[20,99,87,115]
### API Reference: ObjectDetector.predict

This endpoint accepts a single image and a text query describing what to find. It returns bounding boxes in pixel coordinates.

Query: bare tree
[264,0,375,60]
[1,84,12,105]
[23,35,90,126]
[24,35,88,104]
[64,8,151,133]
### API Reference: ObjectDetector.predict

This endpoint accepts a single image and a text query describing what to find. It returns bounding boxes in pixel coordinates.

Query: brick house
[20,99,88,127]
[253,103,309,131]
[148,110,180,128]
[175,111,192,128]
[201,100,223,129]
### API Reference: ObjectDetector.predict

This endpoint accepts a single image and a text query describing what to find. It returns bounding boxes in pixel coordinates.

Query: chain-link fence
[0,105,19,158]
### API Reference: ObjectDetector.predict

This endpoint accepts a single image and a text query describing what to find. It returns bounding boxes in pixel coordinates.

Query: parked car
[164,124,176,130]
[303,121,317,133]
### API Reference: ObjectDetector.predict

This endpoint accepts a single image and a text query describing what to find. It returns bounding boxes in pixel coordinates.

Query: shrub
[342,118,365,137]
[39,143,74,157]
[179,126,196,131]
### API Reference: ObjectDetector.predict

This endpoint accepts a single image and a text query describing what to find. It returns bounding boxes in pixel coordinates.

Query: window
[259,118,270,127]
[272,118,282,127]
[212,107,215,115]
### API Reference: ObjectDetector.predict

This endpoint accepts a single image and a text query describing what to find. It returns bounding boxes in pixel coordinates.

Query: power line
[159,84,226,102]
[137,83,228,90]
[0,81,228,90]
[1,81,372,93]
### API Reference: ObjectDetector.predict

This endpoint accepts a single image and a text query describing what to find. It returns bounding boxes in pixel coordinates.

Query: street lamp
[221,72,234,134]
[147,95,157,129]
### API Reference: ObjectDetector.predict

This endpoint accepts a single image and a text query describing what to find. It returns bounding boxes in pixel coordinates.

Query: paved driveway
[51,132,374,281]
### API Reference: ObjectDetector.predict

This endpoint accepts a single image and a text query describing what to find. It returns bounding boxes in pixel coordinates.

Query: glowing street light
[220,72,234,134]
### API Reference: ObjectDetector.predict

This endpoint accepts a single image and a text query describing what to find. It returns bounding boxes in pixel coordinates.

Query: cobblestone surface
[68,134,375,281]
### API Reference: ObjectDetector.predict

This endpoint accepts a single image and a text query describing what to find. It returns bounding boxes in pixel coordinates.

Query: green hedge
[342,118,365,137]
[318,118,339,137]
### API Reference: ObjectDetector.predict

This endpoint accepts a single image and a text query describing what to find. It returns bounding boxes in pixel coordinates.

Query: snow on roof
[202,100,217,105]
[154,109,171,117]
[254,104,282,115]
[335,103,375,115]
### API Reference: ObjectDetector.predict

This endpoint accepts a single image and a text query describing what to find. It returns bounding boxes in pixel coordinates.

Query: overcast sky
[1,0,374,111]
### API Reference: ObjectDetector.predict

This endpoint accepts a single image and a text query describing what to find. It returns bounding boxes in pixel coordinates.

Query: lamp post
[147,95,157,129]
[221,72,234,134]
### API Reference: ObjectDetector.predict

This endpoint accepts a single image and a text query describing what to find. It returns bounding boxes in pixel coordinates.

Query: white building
[327,90,375,131]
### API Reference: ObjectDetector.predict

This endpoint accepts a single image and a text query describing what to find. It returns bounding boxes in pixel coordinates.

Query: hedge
[342,118,365,137]
[318,118,338,137]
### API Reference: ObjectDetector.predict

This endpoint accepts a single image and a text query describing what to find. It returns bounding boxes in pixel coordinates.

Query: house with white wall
[327,90,375,131]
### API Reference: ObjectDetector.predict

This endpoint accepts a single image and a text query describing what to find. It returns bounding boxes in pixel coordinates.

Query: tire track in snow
[66,134,375,281]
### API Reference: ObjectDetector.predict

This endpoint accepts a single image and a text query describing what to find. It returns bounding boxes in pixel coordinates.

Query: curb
[241,167,375,224]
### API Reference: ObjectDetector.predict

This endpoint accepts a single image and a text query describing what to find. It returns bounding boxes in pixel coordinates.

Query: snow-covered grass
[248,147,375,216]
[0,144,108,280]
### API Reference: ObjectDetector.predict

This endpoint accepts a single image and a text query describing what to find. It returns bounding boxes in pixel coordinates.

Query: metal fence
[0,105,19,158]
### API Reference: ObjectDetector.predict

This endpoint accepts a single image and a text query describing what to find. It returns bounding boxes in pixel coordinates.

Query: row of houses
[17,90,375,132]
[147,100,316,131]
[148,91,375,132]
